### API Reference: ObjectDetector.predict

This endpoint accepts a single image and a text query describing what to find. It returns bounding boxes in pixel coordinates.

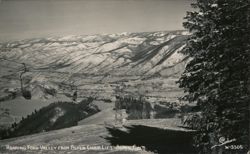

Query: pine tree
[178,0,250,152]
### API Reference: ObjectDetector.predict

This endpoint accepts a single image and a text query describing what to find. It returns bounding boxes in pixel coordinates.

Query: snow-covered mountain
[0,31,190,102]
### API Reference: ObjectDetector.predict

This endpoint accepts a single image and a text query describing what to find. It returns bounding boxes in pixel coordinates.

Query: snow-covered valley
[0,30,189,103]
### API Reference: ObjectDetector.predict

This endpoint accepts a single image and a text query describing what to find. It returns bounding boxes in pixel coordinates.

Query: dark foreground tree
[178,0,249,153]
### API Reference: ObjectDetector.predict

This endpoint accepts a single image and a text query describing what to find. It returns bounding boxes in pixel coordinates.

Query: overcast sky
[0,0,193,42]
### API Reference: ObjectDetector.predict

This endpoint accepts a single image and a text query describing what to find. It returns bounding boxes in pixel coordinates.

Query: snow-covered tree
[178,0,249,152]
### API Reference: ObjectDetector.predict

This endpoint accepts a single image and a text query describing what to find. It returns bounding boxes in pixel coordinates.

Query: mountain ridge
[0,30,190,101]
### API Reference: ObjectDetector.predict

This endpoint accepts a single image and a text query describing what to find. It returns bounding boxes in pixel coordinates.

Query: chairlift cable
[0,64,23,71]
[1,57,159,99]
[0,57,25,66]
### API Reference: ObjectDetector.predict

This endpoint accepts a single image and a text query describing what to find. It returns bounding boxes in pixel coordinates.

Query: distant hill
[0,31,190,102]
[0,99,99,139]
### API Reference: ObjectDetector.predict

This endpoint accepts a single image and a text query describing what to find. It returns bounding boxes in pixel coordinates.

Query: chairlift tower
[0,57,32,99]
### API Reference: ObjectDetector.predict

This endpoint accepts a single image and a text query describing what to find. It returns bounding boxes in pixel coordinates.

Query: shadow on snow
[104,125,197,154]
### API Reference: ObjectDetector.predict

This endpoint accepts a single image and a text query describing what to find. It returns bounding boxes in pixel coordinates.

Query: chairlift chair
[0,58,32,100]
[72,90,77,102]
[21,88,32,100]
[20,63,32,100]
[71,82,77,102]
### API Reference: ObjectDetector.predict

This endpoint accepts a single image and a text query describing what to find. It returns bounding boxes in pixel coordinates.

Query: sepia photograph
[0,0,249,153]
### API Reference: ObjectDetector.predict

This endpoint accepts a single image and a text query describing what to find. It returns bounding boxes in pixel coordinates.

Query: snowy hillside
[0,31,190,102]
